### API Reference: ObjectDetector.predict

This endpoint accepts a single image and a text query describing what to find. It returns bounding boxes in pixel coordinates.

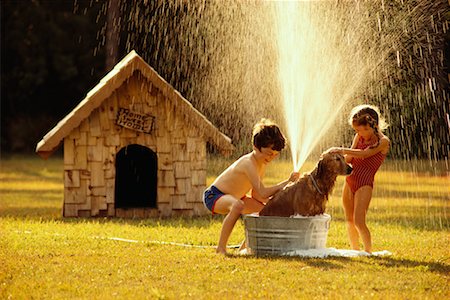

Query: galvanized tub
[244,214,331,256]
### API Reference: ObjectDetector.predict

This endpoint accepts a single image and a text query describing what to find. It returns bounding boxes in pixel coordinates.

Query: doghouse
[36,50,234,218]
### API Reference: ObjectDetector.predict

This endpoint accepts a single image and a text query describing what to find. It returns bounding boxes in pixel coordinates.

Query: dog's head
[316,151,353,178]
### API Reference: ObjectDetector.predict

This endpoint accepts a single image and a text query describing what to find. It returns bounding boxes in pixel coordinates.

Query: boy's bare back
[212,152,264,200]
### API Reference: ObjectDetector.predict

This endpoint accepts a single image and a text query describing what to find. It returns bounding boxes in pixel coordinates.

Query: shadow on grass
[364,256,450,275]
[2,204,448,231]
[228,253,353,270]
[229,253,450,275]
[282,256,350,270]
[366,206,449,230]
[0,207,61,218]
[373,187,449,201]
[60,215,220,229]
[0,159,63,182]
[1,204,222,229]
[329,205,449,231]
[1,212,223,234]
[0,189,62,197]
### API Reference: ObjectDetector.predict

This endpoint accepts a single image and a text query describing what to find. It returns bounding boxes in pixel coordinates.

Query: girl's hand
[289,171,300,182]
[327,147,344,155]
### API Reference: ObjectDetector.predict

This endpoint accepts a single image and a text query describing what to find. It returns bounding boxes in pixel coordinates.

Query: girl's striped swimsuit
[346,137,386,193]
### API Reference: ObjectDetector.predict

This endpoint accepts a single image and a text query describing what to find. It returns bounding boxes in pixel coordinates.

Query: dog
[259,151,353,217]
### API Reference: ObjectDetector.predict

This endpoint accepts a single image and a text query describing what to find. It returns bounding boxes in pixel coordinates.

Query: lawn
[1,156,449,299]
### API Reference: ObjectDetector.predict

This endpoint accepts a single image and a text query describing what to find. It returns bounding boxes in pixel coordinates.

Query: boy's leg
[214,195,245,254]
[234,197,264,253]
[354,186,373,253]
[241,196,265,214]
[342,183,359,250]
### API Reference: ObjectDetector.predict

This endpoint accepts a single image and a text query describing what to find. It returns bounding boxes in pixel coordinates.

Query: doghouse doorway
[115,144,157,209]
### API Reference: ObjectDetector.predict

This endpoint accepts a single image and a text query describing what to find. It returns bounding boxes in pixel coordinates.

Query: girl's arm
[335,136,390,159]
[345,134,360,163]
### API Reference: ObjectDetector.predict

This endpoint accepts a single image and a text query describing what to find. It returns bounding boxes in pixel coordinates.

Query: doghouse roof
[36,50,234,158]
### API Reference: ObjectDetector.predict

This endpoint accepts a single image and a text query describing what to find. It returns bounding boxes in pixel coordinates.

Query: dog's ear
[316,158,324,177]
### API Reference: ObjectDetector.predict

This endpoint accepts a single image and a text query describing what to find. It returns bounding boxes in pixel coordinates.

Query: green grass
[1,156,449,299]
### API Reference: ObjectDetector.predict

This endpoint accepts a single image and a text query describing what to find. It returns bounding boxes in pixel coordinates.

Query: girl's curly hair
[349,104,389,134]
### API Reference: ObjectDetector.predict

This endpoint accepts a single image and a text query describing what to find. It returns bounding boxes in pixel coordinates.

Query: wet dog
[259,151,353,217]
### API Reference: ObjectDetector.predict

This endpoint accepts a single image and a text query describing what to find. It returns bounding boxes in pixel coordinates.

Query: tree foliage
[1,0,105,152]
[1,0,448,160]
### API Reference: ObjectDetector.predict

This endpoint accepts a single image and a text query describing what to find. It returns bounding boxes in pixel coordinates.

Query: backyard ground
[1,156,449,299]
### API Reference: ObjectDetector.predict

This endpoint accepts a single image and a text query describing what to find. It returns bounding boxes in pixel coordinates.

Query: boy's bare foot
[216,247,227,255]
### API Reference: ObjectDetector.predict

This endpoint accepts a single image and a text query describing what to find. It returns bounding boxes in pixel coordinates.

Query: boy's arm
[250,167,269,203]
[251,189,269,204]
[244,161,291,199]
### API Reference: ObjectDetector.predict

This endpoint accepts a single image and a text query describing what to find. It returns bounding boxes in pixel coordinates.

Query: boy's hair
[252,118,286,151]
[349,104,389,133]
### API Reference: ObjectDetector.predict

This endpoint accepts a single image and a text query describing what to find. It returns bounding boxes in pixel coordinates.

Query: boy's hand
[289,171,300,182]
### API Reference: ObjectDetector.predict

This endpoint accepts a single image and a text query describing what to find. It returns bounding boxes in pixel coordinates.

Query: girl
[330,104,390,253]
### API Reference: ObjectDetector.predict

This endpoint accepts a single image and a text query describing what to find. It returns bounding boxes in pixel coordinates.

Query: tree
[106,0,120,70]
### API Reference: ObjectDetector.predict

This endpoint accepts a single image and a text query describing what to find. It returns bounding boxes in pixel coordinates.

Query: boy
[203,118,299,254]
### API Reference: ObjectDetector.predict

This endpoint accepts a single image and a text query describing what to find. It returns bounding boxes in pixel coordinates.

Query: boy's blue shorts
[203,185,225,215]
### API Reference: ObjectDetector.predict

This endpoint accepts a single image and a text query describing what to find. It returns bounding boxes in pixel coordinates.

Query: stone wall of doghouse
[62,72,209,218]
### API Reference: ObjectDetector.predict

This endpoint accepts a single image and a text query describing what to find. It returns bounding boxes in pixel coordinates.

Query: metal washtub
[244,214,331,256]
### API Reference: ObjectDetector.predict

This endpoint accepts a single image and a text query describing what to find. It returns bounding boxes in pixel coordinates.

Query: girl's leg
[353,186,373,253]
[342,182,359,250]
[213,195,244,254]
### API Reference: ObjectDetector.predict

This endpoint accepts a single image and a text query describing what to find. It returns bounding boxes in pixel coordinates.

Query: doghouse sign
[116,107,155,134]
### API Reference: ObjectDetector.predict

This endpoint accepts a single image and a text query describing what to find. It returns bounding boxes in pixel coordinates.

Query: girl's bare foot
[238,239,246,251]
